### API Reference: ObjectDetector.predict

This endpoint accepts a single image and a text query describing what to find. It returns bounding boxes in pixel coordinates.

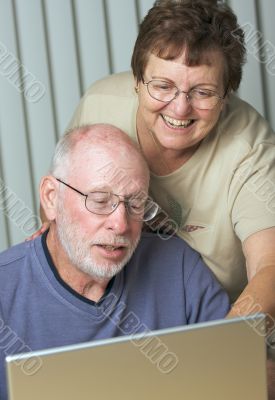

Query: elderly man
[0,124,229,400]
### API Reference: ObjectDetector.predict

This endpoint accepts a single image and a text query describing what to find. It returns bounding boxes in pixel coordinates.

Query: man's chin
[75,257,127,281]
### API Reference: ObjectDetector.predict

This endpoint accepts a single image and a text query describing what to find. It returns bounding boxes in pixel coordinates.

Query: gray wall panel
[43,0,81,134]
[73,0,110,93]
[14,0,57,189]
[105,0,139,73]
[0,0,38,245]
[258,0,275,131]
[139,0,155,19]
[229,0,266,116]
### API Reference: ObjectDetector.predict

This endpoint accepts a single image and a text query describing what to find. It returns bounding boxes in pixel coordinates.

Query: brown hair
[131,0,246,92]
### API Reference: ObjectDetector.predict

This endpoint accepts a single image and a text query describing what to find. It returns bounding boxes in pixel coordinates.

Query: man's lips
[94,244,128,260]
[161,114,195,129]
[96,244,127,251]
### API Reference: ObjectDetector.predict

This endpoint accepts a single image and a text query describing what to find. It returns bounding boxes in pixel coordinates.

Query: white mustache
[91,236,131,247]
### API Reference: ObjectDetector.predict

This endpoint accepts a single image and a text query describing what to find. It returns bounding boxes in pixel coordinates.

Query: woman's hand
[25,222,50,241]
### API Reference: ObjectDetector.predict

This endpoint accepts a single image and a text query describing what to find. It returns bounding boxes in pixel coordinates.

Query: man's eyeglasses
[142,79,227,110]
[55,178,159,222]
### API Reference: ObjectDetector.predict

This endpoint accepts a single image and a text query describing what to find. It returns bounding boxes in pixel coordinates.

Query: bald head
[50,124,149,183]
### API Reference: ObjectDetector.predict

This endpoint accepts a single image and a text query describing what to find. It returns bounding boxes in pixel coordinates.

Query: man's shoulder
[139,231,186,245]
[0,241,28,268]
[0,238,40,273]
[138,232,200,259]
[84,71,136,98]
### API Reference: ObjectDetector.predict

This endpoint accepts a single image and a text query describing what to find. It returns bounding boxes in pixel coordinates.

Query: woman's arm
[228,227,275,320]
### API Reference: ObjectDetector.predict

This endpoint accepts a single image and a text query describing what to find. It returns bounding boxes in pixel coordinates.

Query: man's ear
[40,176,59,221]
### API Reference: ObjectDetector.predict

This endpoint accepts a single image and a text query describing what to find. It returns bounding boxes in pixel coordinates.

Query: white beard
[56,207,141,281]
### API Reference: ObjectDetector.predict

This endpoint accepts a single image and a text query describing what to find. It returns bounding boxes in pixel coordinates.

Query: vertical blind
[0,0,274,251]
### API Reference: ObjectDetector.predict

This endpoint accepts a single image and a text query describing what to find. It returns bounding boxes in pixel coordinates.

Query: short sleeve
[230,141,275,242]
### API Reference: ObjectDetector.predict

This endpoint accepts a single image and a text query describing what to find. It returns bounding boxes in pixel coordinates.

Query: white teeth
[103,245,116,251]
[163,115,193,128]
[102,245,124,251]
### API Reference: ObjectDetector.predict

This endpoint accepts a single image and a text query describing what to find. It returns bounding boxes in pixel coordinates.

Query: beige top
[69,71,275,302]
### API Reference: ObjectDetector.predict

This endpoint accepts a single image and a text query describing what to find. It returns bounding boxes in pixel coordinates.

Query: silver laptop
[6,315,268,400]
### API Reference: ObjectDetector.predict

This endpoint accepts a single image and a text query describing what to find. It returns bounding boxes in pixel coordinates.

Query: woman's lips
[161,114,195,129]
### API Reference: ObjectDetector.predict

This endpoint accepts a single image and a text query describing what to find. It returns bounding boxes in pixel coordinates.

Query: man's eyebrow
[125,191,148,199]
[85,185,112,193]
[86,184,147,197]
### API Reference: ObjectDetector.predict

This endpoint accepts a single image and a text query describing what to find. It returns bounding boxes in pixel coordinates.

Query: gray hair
[49,125,85,179]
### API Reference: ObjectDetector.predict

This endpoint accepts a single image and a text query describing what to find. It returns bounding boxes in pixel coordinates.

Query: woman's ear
[39,176,59,221]
[134,78,140,94]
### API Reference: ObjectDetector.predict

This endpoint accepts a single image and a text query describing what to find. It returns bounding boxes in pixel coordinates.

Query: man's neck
[46,228,110,302]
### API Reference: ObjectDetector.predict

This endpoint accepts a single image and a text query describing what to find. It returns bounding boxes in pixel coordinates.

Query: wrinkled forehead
[95,161,148,195]
[69,143,149,195]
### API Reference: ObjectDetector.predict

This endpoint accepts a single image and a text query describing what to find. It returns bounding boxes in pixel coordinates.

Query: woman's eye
[159,84,173,91]
[153,81,173,91]
[195,89,212,98]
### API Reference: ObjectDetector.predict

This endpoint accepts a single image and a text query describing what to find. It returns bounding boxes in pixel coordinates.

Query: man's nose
[105,202,129,234]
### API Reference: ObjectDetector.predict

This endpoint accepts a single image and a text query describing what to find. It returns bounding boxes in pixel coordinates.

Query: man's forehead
[93,161,148,193]
[71,142,149,192]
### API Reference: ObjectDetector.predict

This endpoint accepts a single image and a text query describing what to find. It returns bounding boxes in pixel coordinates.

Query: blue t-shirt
[0,232,229,399]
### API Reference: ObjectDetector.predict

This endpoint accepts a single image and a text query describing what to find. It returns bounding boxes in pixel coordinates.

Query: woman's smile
[161,113,195,129]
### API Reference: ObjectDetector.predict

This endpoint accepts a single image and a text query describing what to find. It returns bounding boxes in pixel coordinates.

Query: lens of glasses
[125,196,157,221]
[86,191,113,213]
[190,89,220,109]
[146,80,220,110]
[147,80,176,102]
[127,196,146,217]
[142,199,159,222]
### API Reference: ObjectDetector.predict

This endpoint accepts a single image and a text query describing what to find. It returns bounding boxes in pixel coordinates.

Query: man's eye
[129,198,146,210]
[89,192,110,203]
[131,204,143,210]
[94,199,108,204]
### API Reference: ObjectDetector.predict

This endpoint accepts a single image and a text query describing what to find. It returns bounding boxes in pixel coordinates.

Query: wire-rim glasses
[142,79,227,110]
[55,178,159,222]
